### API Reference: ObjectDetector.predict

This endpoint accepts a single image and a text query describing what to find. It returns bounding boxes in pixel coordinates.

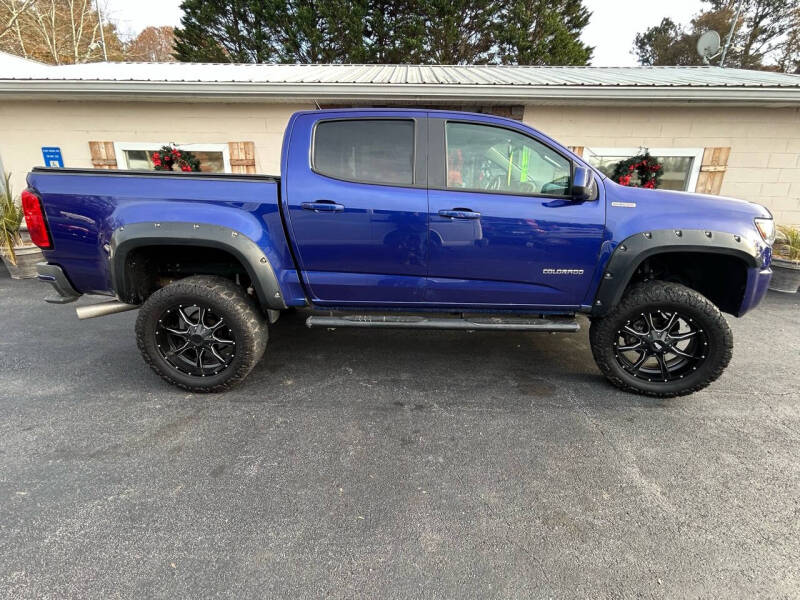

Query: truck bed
[27,167,299,304]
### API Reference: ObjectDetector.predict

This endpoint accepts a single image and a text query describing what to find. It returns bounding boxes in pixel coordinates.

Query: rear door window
[313,119,415,186]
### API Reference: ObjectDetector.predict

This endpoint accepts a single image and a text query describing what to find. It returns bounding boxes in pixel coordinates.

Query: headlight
[755,217,775,245]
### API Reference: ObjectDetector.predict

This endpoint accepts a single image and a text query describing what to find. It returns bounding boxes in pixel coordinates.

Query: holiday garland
[151,144,201,172]
[610,150,663,189]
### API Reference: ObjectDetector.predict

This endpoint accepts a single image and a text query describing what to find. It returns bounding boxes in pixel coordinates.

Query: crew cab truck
[23,109,775,397]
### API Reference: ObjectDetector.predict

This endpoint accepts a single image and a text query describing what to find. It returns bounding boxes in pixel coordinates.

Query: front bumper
[36,262,81,304]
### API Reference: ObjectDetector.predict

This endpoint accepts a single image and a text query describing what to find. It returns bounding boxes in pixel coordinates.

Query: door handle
[302,200,344,212]
[438,208,481,220]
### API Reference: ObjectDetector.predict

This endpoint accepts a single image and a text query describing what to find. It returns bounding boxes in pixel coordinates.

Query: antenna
[720,0,744,67]
[696,30,721,64]
[95,0,108,61]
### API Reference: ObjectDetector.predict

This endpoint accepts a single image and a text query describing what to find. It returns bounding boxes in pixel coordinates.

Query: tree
[633,17,701,66]
[173,0,593,66]
[0,0,124,64]
[125,25,175,62]
[0,0,33,41]
[777,5,800,72]
[173,0,365,63]
[633,0,800,71]
[364,0,425,63]
[420,0,496,64]
[495,0,593,65]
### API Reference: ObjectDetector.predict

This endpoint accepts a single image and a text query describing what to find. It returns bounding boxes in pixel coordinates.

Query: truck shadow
[234,309,662,410]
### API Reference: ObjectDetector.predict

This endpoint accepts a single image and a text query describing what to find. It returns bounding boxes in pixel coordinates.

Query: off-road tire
[135,275,267,392]
[590,281,733,397]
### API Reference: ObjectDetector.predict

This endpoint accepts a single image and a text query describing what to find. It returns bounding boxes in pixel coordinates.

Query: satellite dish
[697,31,721,63]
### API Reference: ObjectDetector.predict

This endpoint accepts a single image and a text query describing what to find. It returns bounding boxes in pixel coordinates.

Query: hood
[608,181,771,219]
[603,180,772,248]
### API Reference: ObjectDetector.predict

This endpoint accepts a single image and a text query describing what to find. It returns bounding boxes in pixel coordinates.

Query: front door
[283,113,429,305]
[426,118,605,309]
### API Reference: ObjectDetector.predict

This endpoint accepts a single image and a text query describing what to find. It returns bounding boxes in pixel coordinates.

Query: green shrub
[1,172,24,266]
[775,225,800,262]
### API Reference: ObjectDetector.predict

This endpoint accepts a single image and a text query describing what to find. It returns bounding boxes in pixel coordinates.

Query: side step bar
[306,314,579,332]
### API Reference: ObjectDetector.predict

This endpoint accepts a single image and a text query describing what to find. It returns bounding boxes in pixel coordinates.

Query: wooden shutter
[228,142,256,174]
[568,146,584,158]
[88,141,117,169]
[694,147,730,195]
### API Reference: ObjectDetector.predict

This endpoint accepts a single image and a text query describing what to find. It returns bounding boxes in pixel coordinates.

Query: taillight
[21,189,52,249]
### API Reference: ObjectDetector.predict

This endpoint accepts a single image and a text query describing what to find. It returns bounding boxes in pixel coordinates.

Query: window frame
[112,142,232,173]
[584,147,704,192]
[430,118,575,200]
[310,117,424,188]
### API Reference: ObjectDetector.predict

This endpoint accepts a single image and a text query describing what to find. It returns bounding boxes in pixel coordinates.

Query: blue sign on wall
[41,147,64,168]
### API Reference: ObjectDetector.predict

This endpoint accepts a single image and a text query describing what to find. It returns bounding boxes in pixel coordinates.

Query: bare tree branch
[0,0,35,41]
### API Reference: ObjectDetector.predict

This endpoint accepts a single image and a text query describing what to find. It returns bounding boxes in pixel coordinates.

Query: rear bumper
[737,266,772,317]
[36,262,81,304]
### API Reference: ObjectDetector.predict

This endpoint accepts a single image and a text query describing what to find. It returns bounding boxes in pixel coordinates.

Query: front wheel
[590,281,733,397]
[135,275,267,392]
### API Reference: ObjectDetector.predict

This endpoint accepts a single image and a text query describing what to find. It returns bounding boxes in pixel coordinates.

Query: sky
[103,0,704,67]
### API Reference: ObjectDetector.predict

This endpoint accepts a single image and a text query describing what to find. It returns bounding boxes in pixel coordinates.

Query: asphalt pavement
[1,267,799,599]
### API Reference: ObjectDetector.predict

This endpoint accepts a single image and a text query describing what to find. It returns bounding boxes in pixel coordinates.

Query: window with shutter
[88,141,117,169]
[228,142,256,174]
[694,147,730,195]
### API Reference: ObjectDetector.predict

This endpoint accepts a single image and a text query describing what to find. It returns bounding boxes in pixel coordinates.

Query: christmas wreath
[610,150,663,189]
[151,144,201,172]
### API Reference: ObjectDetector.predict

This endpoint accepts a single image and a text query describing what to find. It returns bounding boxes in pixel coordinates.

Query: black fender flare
[109,222,287,310]
[591,228,761,316]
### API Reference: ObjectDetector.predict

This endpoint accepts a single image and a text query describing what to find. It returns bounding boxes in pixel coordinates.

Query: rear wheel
[135,275,267,392]
[590,281,733,397]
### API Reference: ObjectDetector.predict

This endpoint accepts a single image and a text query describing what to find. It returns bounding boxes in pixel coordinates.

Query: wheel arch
[592,229,762,317]
[110,222,287,310]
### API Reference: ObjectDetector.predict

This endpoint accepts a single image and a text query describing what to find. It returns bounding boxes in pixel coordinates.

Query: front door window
[445,122,571,197]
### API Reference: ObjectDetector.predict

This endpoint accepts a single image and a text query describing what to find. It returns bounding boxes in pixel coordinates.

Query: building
[1,51,799,224]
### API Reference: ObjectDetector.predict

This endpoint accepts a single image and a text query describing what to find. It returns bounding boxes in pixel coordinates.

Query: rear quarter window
[313,119,415,186]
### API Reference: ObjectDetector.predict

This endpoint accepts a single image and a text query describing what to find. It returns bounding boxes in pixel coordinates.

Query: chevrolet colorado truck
[23,109,775,396]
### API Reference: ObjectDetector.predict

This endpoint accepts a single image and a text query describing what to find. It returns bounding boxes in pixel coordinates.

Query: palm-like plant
[1,172,24,266]
[775,225,800,262]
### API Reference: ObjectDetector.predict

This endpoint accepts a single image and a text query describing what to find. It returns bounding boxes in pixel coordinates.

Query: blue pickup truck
[23,109,775,397]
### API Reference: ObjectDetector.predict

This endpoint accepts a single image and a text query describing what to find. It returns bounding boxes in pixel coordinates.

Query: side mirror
[572,165,596,201]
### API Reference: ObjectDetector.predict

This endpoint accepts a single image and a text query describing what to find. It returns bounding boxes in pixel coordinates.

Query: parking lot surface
[1,268,799,599]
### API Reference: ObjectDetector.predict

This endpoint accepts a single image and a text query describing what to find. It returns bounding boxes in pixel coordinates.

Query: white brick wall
[0,100,312,195]
[523,105,800,225]
[0,100,798,226]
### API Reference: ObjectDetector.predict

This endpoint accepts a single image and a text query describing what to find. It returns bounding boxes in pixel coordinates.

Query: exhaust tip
[76,300,139,320]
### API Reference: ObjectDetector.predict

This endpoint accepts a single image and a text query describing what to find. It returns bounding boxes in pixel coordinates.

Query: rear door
[425,117,605,309]
[283,112,429,305]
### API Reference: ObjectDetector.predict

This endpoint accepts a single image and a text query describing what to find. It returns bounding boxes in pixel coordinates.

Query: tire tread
[135,275,267,393]
[590,281,733,398]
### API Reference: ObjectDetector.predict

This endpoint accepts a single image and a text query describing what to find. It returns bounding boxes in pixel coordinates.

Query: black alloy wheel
[155,304,237,377]
[613,309,708,383]
[590,281,733,397]
[136,275,268,392]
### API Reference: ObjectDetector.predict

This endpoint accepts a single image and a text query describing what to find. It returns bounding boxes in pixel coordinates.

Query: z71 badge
[542,268,585,275]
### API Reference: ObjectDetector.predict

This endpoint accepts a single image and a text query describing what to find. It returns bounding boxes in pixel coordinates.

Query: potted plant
[1,172,43,279]
[770,224,800,293]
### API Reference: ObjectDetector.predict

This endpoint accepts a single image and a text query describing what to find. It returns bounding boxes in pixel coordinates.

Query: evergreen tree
[496,0,593,65]
[422,0,497,64]
[174,0,593,66]
[365,0,426,63]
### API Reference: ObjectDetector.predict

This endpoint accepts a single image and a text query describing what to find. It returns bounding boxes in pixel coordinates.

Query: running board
[305,314,579,332]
